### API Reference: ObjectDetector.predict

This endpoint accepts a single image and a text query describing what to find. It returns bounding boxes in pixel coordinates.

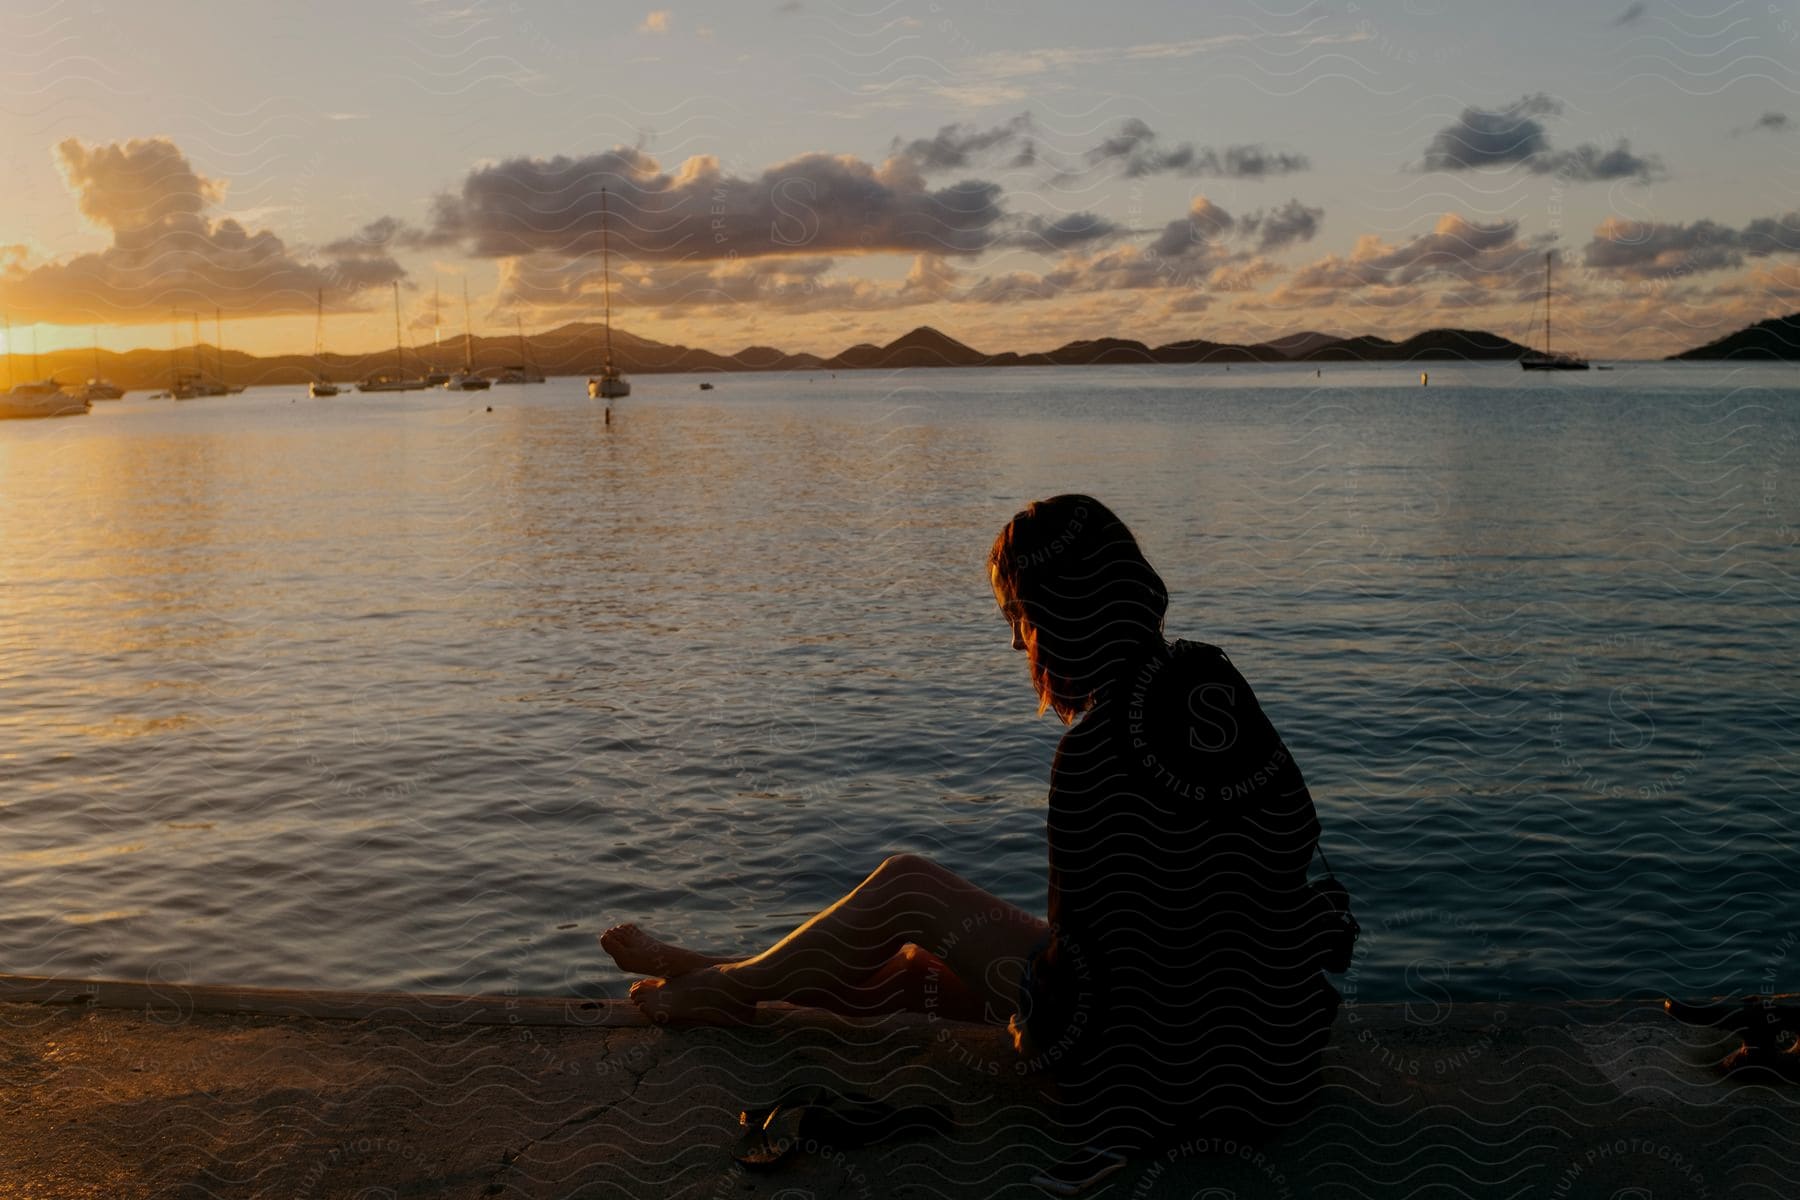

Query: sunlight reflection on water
[1,361,1794,1002]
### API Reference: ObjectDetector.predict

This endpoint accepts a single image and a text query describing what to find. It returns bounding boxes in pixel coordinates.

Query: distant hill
[0,319,1561,391]
[1299,328,1530,362]
[1258,330,1343,358]
[824,326,987,369]
[1668,313,1800,360]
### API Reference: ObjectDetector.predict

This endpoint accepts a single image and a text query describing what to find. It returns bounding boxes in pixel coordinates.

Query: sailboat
[1,316,90,419]
[588,188,631,400]
[422,281,450,386]
[493,314,545,384]
[1,377,89,419]
[358,283,433,391]
[445,280,492,390]
[65,328,126,402]
[1520,252,1589,371]
[309,290,340,397]
[169,313,212,398]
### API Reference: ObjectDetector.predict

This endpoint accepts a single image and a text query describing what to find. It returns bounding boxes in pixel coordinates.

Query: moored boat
[66,379,126,403]
[445,281,491,390]
[356,373,432,393]
[358,283,431,392]
[587,187,631,401]
[1,379,90,419]
[494,316,545,383]
[73,330,125,399]
[309,290,341,397]
[170,371,209,400]
[445,370,491,391]
[1520,252,1589,372]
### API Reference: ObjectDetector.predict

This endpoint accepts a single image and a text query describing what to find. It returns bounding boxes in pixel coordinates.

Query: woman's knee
[873,852,940,883]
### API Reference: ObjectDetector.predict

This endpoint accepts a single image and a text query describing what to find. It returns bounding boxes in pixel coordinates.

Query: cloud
[962,193,1313,305]
[890,114,1033,173]
[1145,195,1321,258]
[1278,213,1550,306]
[1147,196,1237,258]
[959,269,1071,305]
[901,253,961,300]
[502,251,947,316]
[1084,119,1309,178]
[1419,94,1662,181]
[0,136,404,323]
[1010,211,1127,252]
[1613,2,1646,25]
[892,114,1308,181]
[1240,199,1324,250]
[1534,141,1662,182]
[638,10,670,33]
[1583,211,1800,280]
[1733,111,1791,136]
[417,146,1010,262]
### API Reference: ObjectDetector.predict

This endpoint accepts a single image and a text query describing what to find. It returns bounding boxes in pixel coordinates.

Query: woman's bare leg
[599,924,735,978]
[629,854,1047,1025]
[786,944,989,1022]
[604,925,989,1020]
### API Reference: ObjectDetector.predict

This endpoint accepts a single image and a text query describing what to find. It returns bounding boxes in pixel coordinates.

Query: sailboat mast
[602,187,614,372]
[434,280,442,358]
[516,314,526,371]
[1544,252,1552,359]
[93,326,100,379]
[462,280,474,371]
[192,313,202,378]
[393,282,404,377]
[215,307,225,389]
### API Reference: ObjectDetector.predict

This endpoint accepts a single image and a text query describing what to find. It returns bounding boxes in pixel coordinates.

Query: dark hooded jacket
[1020,639,1339,1150]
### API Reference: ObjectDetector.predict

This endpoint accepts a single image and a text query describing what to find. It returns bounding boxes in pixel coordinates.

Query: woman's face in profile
[990,565,1028,653]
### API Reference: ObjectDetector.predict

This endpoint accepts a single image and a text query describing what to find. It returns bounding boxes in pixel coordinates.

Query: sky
[0,0,1796,360]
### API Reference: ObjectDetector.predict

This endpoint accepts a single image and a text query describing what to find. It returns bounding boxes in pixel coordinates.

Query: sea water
[1,360,1795,1003]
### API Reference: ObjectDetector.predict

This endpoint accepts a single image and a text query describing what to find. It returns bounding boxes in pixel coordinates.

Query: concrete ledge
[2,976,1797,1199]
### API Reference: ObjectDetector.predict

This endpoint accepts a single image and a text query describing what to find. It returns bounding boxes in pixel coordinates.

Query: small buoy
[604,406,611,425]
[485,405,492,412]
[1420,371,1429,386]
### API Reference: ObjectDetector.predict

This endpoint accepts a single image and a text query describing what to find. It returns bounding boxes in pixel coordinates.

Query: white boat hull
[356,379,433,392]
[1,386,90,419]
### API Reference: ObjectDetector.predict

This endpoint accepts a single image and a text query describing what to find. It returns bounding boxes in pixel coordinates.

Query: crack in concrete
[479,1038,654,1198]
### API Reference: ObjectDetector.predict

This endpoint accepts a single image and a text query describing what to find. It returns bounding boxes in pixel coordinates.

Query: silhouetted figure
[605,494,1342,1155]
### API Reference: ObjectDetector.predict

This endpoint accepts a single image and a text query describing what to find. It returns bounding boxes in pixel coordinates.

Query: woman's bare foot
[629,966,758,1026]
[600,923,734,979]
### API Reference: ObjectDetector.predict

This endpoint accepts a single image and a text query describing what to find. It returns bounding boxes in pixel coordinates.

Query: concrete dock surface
[1,975,1796,1198]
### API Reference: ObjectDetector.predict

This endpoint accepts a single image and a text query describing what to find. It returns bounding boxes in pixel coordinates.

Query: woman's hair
[988,494,1170,723]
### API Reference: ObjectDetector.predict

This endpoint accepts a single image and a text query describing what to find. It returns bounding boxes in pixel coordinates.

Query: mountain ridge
[1666,312,1800,360]
[13,314,1786,389]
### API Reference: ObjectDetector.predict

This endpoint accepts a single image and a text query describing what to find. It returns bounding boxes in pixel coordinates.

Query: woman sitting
[604,494,1341,1152]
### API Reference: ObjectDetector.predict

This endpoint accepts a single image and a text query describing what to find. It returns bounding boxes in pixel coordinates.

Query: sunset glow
[1,3,1794,363]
